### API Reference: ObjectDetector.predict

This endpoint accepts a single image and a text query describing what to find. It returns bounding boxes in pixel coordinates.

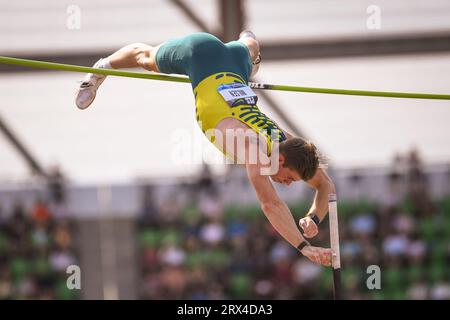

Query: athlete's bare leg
[75,42,163,109]
[108,43,161,72]
[238,30,261,77]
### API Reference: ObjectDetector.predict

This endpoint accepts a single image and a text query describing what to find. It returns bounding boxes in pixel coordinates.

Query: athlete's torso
[194,72,286,157]
[155,33,287,157]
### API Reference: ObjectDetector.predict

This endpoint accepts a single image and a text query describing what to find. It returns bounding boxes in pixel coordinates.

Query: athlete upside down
[75,31,335,266]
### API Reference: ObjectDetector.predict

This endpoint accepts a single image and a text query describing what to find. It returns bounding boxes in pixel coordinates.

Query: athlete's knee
[251,62,260,78]
[130,43,153,69]
[132,44,151,58]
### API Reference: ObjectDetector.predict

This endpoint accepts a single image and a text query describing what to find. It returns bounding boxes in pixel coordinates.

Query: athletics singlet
[155,32,287,156]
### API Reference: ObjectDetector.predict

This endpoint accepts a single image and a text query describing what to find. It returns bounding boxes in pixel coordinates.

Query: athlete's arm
[246,163,304,247]
[254,120,332,238]
[246,162,333,266]
[299,168,336,238]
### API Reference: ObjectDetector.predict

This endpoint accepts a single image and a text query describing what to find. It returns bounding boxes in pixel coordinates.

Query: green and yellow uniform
[156,32,286,156]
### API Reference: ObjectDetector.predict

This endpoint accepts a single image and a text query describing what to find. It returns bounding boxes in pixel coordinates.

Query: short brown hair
[279,137,319,181]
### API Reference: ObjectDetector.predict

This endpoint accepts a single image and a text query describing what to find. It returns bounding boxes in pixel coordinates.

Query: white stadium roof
[1,0,450,55]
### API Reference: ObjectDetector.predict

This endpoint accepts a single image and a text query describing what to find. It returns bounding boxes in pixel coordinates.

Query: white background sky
[1,0,450,184]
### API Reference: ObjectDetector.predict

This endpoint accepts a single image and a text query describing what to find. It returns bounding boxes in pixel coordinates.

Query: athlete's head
[271,138,319,185]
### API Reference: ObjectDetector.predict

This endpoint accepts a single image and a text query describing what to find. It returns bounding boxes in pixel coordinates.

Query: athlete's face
[270,155,301,186]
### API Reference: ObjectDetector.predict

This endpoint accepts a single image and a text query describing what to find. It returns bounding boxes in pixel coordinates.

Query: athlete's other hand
[300,246,333,267]
[299,216,318,238]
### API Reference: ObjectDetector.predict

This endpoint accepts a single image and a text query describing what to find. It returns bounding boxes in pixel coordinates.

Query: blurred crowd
[1,150,449,300]
[0,168,78,299]
[137,152,450,300]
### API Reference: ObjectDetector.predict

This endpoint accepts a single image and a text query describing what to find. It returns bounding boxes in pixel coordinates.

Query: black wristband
[307,213,320,226]
[297,240,310,254]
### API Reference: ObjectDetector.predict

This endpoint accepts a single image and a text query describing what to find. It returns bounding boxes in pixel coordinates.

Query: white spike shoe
[75,59,107,110]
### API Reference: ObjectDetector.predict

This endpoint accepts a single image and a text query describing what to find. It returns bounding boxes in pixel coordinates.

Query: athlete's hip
[193,72,284,157]
[194,72,247,132]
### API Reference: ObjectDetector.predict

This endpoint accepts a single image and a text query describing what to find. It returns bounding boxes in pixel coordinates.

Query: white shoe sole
[75,75,106,110]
